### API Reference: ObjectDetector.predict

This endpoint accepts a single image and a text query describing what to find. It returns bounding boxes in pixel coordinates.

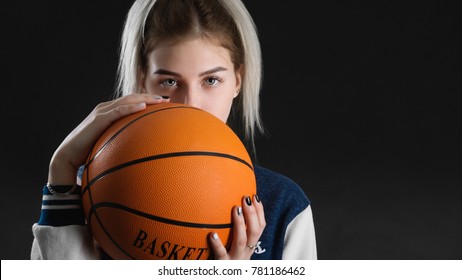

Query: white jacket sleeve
[282,205,317,260]
[31,223,100,260]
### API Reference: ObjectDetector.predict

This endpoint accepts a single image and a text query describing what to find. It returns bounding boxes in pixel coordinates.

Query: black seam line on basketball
[85,105,202,168]
[88,191,136,260]
[91,202,233,229]
[81,151,253,196]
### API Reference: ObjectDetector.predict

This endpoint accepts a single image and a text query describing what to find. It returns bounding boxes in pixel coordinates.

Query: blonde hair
[115,0,264,154]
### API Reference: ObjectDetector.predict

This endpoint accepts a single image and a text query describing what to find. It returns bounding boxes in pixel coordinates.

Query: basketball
[80,102,256,260]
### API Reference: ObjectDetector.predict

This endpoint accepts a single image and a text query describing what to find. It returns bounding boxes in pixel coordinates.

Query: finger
[95,95,169,127]
[97,94,168,114]
[228,205,248,257]
[253,194,266,229]
[144,94,170,105]
[208,232,229,260]
[242,196,261,249]
[94,103,148,128]
[123,93,170,105]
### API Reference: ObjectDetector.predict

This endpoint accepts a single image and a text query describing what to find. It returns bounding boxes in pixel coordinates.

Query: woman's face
[142,38,242,123]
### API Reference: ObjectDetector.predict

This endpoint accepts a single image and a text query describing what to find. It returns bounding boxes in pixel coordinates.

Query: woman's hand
[209,195,266,259]
[47,94,169,185]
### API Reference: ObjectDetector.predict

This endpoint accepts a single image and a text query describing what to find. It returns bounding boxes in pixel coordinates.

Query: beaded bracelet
[46,183,79,197]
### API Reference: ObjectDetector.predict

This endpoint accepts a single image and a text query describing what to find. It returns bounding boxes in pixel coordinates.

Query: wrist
[48,152,79,185]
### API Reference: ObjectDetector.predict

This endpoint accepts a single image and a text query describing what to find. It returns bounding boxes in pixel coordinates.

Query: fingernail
[161,95,170,99]
[153,95,162,100]
[255,194,261,203]
[212,232,218,241]
[237,206,242,216]
[245,196,252,206]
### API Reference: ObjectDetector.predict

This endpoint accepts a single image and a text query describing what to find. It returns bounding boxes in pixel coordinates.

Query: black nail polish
[255,194,260,203]
[161,95,170,99]
[245,196,252,206]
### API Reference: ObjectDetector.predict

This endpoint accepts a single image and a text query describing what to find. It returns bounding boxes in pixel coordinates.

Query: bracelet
[46,183,79,197]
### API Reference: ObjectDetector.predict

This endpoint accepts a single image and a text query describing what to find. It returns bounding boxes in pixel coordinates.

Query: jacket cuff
[38,184,85,226]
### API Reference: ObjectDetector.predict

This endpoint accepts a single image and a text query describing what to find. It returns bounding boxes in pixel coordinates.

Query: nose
[176,86,202,109]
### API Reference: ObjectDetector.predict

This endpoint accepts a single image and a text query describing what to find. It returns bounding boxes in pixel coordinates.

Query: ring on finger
[247,242,259,250]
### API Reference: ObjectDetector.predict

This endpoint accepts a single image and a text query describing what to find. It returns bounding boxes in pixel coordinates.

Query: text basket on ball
[81,102,256,260]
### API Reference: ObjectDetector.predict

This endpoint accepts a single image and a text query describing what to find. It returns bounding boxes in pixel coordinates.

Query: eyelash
[160,76,223,88]
[204,76,223,86]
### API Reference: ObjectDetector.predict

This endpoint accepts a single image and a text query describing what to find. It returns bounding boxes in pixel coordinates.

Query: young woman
[31,0,317,260]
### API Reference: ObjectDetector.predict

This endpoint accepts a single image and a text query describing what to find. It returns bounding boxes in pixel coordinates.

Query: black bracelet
[46,183,79,197]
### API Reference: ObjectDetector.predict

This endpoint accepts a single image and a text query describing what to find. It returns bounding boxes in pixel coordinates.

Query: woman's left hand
[208,195,266,259]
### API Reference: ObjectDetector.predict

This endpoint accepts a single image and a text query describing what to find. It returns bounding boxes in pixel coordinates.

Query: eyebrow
[153,66,228,77]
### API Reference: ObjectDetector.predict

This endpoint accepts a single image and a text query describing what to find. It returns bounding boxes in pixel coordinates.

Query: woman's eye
[204,76,222,86]
[161,79,177,87]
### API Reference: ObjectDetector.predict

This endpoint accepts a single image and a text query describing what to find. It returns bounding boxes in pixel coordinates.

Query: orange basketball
[81,102,256,260]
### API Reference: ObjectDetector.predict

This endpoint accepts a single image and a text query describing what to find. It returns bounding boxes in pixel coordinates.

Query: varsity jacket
[31,165,317,260]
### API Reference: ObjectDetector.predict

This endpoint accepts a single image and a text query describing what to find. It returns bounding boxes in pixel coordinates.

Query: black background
[2,1,461,260]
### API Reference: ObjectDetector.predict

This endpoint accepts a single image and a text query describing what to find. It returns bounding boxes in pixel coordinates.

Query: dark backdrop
[2,0,461,260]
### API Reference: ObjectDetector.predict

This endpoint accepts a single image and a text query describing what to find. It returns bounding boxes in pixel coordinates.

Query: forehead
[147,38,234,71]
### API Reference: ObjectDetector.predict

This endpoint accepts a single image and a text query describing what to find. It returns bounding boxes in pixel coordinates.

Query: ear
[234,65,244,98]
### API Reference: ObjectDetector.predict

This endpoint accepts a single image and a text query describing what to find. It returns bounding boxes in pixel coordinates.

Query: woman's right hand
[47,94,169,185]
